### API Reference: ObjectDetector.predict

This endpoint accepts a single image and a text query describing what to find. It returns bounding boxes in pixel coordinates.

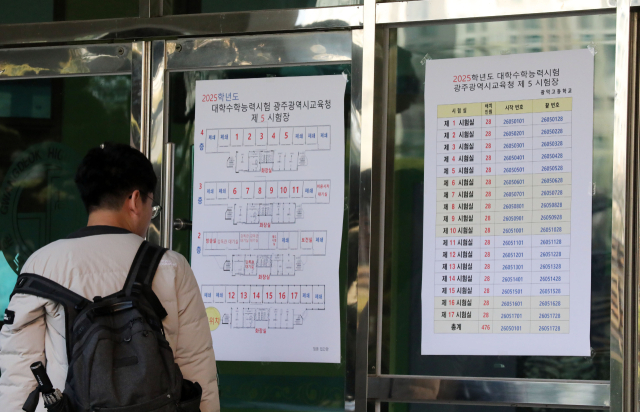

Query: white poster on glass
[422,49,594,356]
[191,75,346,363]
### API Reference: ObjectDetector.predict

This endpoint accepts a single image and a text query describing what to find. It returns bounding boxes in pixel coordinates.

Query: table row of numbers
[436,235,570,248]
[437,173,571,188]
[439,161,570,177]
[435,308,569,321]
[438,247,569,260]
[438,124,571,139]
[438,109,572,129]
[435,320,568,334]
[437,222,570,236]
[438,137,572,152]
[436,211,570,224]
[437,185,571,199]
[436,295,569,308]
[435,284,569,296]
[436,260,569,273]
[437,199,570,212]
[437,149,570,164]
[436,272,570,284]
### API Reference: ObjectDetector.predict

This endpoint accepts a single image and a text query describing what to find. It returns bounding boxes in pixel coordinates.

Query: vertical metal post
[139,0,162,18]
[139,0,150,18]
[356,0,377,411]
[375,26,390,377]
[131,41,151,156]
[347,28,364,412]
[379,28,397,376]
[630,12,640,411]
[162,142,175,249]
[625,10,639,412]
[611,1,634,412]
[634,10,640,400]
[147,40,167,246]
[131,42,145,153]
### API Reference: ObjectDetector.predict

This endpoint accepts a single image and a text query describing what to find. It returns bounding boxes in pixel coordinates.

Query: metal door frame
[145,29,363,410]
[0,1,638,411]
[0,43,144,151]
[360,1,639,412]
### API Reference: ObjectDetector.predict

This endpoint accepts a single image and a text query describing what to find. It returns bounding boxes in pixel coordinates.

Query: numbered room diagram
[201,284,325,330]
[204,126,330,174]
[192,75,346,363]
[201,230,327,276]
[202,179,331,225]
[204,126,331,151]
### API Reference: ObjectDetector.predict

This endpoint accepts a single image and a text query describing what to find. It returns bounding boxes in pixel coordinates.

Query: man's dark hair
[75,143,157,213]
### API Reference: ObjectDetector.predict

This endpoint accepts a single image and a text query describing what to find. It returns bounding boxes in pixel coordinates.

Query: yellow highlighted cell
[435,320,479,333]
[496,100,533,115]
[438,103,481,118]
[533,97,572,113]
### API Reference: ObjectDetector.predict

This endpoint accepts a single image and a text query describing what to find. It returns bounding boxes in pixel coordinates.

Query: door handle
[173,218,192,231]
[161,142,175,249]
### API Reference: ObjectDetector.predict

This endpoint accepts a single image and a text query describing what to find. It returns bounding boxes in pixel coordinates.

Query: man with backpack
[0,143,220,411]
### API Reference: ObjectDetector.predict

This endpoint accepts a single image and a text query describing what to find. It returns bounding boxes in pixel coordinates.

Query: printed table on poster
[422,49,594,356]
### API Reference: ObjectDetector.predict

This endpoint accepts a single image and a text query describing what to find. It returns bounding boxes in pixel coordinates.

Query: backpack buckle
[74,301,88,312]
[92,301,136,317]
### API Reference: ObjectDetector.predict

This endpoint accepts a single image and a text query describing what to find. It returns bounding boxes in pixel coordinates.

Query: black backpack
[12,241,202,412]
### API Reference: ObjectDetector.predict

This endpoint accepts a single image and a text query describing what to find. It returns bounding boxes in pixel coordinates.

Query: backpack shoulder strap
[10,273,91,360]
[122,241,169,320]
[10,273,91,312]
[123,241,168,296]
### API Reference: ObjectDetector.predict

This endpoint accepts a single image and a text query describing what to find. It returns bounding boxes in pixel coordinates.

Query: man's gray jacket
[0,226,220,412]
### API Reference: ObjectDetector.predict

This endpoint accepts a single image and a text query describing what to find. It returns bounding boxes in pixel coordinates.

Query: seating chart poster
[191,75,346,363]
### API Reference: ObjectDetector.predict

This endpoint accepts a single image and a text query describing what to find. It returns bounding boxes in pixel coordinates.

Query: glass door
[0,43,142,321]
[149,31,362,412]
[365,2,627,411]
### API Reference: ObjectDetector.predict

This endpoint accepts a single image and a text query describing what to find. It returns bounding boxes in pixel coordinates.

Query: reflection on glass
[387,14,614,380]
[166,0,361,15]
[168,65,351,412]
[0,0,137,24]
[0,76,131,315]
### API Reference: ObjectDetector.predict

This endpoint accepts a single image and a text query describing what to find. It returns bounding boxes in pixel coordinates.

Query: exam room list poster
[422,49,594,356]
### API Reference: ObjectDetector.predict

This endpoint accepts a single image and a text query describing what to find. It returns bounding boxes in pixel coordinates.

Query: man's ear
[126,190,142,215]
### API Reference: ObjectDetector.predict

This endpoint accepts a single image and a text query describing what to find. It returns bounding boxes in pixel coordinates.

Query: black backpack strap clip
[122,241,168,319]
[10,273,91,360]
